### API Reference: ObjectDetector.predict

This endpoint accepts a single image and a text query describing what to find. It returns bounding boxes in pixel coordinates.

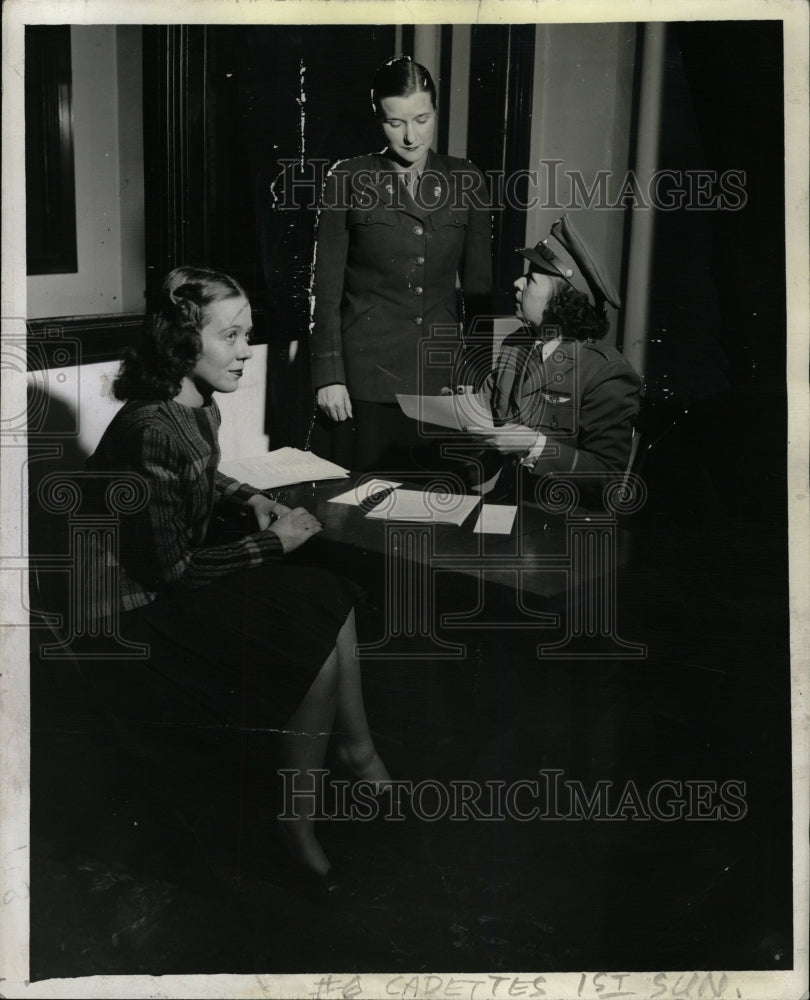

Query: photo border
[2,1,807,997]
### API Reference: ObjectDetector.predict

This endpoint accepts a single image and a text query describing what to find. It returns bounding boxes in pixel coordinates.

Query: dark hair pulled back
[113,266,246,401]
[371,55,437,118]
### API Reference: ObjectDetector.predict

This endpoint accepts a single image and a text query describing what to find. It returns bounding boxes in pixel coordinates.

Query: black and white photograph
[1,1,808,997]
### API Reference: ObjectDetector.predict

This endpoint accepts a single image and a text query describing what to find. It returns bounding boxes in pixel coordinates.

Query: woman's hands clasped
[245,494,291,530]
[245,490,322,553]
[267,507,323,553]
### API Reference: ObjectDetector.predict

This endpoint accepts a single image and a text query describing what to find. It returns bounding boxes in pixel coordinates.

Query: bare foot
[275,819,331,877]
[335,740,392,792]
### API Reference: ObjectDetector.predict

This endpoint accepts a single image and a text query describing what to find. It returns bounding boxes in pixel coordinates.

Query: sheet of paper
[473,504,518,535]
[396,392,494,431]
[364,489,480,526]
[328,479,402,506]
[218,447,350,488]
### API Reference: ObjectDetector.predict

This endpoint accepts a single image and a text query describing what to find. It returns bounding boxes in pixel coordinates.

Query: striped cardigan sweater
[86,397,283,615]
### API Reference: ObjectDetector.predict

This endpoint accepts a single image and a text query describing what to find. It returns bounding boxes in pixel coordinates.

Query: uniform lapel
[412,150,451,221]
[515,339,578,418]
[366,152,406,212]
[490,324,534,420]
[370,149,450,222]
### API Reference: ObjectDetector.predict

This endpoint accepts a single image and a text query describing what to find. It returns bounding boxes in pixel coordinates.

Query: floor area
[28,397,794,979]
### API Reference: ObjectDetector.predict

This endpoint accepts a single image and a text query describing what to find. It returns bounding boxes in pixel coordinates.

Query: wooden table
[284,474,644,662]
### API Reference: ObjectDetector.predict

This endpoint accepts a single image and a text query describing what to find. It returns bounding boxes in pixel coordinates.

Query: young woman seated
[86,265,389,885]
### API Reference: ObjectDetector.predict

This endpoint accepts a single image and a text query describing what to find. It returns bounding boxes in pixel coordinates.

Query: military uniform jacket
[489,328,642,478]
[310,150,493,402]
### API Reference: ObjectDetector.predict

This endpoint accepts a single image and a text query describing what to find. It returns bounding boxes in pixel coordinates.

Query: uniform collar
[518,335,577,386]
[374,147,442,175]
[508,321,578,352]
[367,149,449,219]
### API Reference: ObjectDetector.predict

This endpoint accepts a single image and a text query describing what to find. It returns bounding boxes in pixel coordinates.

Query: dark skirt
[113,563,360,733]
[310,399,433,473]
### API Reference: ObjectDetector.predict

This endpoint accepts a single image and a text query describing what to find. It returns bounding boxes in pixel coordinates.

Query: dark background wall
[638,21,786,524]
[25,19,795,982]
[141,22,786,457]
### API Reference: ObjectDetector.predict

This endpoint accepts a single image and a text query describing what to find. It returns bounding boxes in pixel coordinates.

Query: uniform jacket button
[414,317,423,326]
[413,225,424,236]
[416,256,425,265]
[414,286,423,295]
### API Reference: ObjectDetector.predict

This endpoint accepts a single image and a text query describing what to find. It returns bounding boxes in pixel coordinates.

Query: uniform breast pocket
[347,208,396,230]
[429,208,468,232]
[538,393,577,435]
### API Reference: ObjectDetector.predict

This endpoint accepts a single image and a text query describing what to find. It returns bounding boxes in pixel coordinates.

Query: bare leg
[332,609,391,788]
[277,610,389,875]
[277,648,339,876]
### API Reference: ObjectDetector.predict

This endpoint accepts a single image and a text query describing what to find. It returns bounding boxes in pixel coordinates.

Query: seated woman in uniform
[462,214,642,505]
[86,265,389,885]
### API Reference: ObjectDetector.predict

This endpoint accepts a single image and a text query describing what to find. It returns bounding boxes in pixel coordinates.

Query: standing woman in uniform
[309,55,493,472]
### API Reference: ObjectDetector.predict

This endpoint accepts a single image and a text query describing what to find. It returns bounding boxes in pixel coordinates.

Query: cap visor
[517,247,567,277]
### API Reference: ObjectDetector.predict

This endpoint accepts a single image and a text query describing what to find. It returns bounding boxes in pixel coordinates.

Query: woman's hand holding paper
[463,421,541,456]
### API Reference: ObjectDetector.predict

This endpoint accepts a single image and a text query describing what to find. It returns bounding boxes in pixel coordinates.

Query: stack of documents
[330,479,484,526]
[364,489,481,526]
[219,448,350,488]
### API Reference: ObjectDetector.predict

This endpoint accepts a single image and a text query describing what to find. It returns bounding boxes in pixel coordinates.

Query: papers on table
[328,479,402,506]
[364,489,481,526]
[220,452,503,531]
[473,504,518,535]
[218,448,350,488]
[332,479,483,526]
[332,481,514,529]
[396,392,494,431]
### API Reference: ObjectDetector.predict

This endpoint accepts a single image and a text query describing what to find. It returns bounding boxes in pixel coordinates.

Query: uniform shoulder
[431,152,485,176]
[581,340,642,382]
[326,153,378,175]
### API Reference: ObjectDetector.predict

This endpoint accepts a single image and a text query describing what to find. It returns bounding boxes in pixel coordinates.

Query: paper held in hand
[395,392,494,431]
[218,447,350,488]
